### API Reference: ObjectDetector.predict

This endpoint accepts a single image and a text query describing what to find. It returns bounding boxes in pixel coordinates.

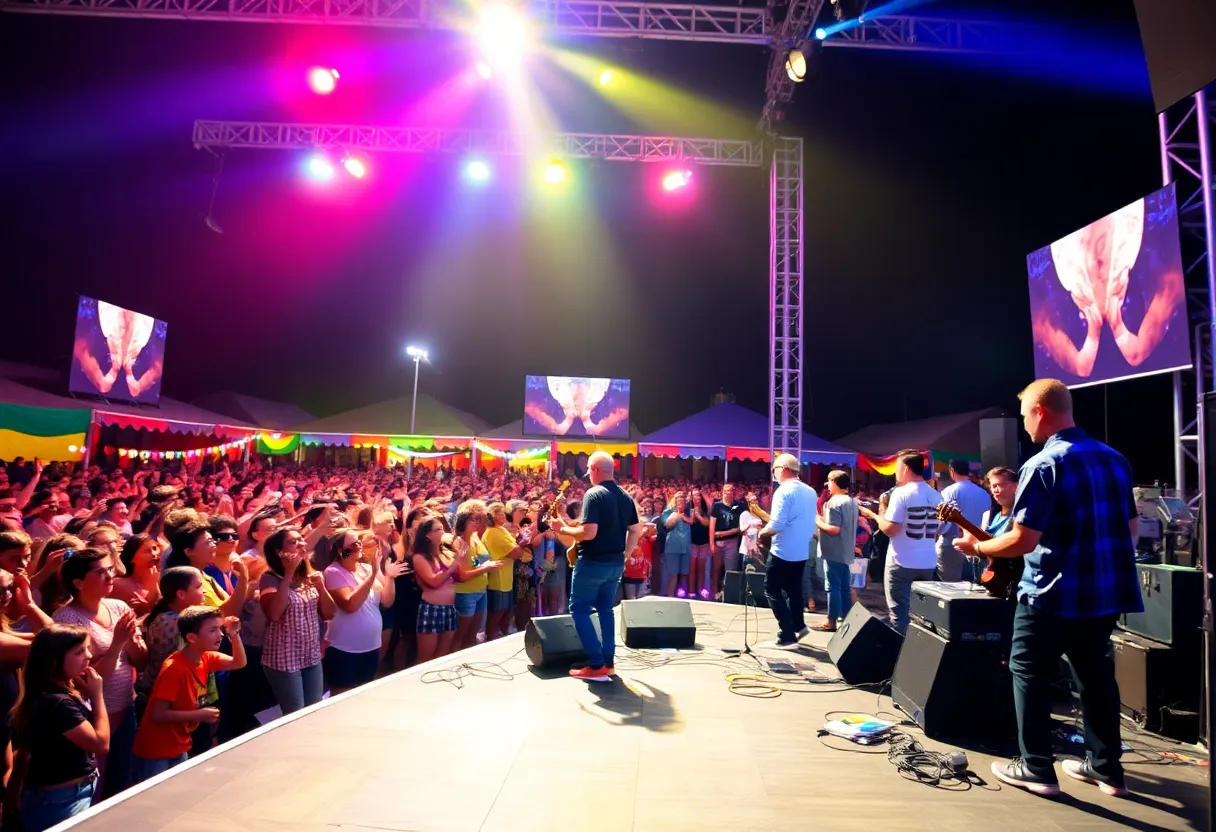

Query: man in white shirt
[859,450,942,634]
[936,459,993,582]
[759,453,817,649]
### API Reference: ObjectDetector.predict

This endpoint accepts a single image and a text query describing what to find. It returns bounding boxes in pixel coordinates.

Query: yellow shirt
[453,535,490,595]
[201,573,225,610]
[482,526,517,593]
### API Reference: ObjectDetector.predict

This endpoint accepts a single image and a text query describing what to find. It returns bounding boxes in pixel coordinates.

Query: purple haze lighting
[676,587,687,598]
[308,67,339,95]
[475,61,493,80]
[305,154,336,181]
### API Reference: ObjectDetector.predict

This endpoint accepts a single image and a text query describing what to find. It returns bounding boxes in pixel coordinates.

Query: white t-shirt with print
[884,481,944,570]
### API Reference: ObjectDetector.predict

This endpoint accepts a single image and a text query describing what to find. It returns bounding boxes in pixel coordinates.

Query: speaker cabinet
[620,599,696,649]
[1118,564,1203,648]
[1111,630,1201,743]
[524,614,601,669]
[723,570,768,607]
[1132,0,1216,112]
[827,604,903,686]
[979,417,1020,474]
[892,624,1015,741]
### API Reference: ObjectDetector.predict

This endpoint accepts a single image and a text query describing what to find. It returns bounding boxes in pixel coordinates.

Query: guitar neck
[952,515,993,542]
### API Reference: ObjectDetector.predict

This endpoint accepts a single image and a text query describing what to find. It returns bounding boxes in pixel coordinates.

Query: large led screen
[69,297,167,405]
[522,375,631,439]
[1026,183,1190,389]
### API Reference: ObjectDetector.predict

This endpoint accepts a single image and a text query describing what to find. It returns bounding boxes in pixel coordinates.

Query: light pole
[405,346,428,480]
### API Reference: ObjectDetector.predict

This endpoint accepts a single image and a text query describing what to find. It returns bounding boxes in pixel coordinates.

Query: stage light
[542,159,568,185]
[479,5,533,68]
[815,27,827,40]
[475,61,493,80]
[599,69,614,86]
[305,153,336,181]
[785,41,819,82]
[308,66,339,95]
[342,154,369,179]
[465,159,491,182]
[661,169,692,192]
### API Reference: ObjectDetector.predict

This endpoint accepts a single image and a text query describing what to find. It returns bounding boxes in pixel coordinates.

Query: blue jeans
[20,776,95,831]
[822,559,851,623]
[102,703,137,798]
[884,560,935,635]
[262,663,324,715]
[568,559,624,669]
[133,752,188,784]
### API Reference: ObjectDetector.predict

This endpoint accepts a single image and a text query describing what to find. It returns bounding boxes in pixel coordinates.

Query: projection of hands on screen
[73,301,164,399]
[523,377,629,437]
[1033,196,1185,378]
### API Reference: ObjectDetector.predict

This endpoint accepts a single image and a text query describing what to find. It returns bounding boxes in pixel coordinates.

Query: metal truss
[1159,87,1216,496]
[821,15,999,54]
[769,136,803,462]
[760,0,825,131]
[192,120,765,165]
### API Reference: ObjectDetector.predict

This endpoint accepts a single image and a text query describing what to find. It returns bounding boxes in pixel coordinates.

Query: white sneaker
[760,638,801,651]
[795,627,811,641]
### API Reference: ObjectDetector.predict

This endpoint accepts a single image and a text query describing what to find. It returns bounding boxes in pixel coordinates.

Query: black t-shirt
[689,498,711,546]
[13,690,96,787]
[578,480,639,563]
[710,500,746,538]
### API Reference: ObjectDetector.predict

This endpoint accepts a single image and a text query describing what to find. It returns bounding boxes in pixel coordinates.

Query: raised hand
[221,616,242,637]
[114,610,138,645]
[383,559,408,579]
[82,666,104,700]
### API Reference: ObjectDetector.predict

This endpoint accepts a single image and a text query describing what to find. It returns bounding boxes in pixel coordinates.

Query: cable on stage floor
[418,647,531,689]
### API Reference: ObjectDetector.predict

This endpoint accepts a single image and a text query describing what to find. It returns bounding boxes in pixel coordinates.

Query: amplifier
[1118,564,1202,648]
[909,581,1015,643]
[1110,630,1201,743]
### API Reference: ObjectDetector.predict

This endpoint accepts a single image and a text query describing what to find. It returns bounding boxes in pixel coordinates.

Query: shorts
[663,550,690,576]
[719,539,741,572]
[690,543,712,561]
[453,591,487,618]
[487,589,514,613]
[378,605,396,633]
[542,561,566,589]
[322,648,380,688]
[621,577,644,585]
[417,601,458,634]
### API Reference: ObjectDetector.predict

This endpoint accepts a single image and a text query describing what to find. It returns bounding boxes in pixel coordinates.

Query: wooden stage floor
[65,601,1207,832]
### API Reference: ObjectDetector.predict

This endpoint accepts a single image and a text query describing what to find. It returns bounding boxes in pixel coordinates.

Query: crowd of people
[0,449,980,828]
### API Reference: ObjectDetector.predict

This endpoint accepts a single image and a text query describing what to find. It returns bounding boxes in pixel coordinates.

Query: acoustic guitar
[935,503,1022,600]
[537,481,574,569]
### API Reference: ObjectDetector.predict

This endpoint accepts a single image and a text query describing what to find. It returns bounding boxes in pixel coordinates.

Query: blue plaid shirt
[1012,427,1143,618]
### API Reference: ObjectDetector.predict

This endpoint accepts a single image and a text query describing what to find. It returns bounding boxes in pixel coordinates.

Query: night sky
[0,1,1190,482]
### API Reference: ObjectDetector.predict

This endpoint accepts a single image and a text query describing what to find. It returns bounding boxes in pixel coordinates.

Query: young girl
[112,535,161,618]
[135,567,208,718]
[10,625,109,830]
[411,518,499,665]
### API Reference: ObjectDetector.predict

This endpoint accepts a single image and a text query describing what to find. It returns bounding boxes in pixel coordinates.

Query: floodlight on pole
[406,345,429,479]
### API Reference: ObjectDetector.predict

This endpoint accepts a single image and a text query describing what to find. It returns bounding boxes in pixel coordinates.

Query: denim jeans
[262,663,324,715]
[884,560,935,635]
[822,559,851,623]
[934,531,969,583]
[568,558,624,669]
[133,752,189,785]
[764,556,806,641]
[102,703,137,799]
[20,775,95,831]
[1010,603,1124,784]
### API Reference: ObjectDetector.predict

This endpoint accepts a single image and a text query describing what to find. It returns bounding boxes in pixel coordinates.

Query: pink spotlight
[305,153,336,181]
[343,154,369,179]
[662,169,692,192]
[308,66,340,95]
[475,61,493,80]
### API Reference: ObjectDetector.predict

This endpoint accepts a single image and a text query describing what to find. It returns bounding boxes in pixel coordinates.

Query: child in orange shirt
[131,607,246,783]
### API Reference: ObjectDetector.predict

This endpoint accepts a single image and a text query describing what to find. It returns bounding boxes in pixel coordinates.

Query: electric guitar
[935,503,1022,600]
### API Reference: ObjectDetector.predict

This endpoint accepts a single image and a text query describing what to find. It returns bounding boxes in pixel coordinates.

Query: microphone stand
[724,561,758,658]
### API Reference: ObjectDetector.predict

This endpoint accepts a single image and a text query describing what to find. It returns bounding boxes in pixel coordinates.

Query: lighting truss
[194,120,804,461]
[1159,88,1216,495]
[761,0,826,131]
[821,15,999,54]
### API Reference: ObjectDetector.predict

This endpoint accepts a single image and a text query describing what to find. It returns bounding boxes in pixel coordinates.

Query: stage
[65,601,1207,832]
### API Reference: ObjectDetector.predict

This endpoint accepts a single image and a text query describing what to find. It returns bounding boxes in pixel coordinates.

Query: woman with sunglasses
[205,516,242,597]
[322,529,407,694]
[259,529,336,714]
[111,536,161,618]
[165,522,249,621]
[412,518,500,664]
[52,548,148,799]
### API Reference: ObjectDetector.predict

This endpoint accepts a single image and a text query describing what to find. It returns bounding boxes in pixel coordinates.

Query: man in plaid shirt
[955,378,1141,798]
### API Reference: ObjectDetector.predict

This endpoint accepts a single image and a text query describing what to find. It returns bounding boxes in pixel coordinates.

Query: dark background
[0,1,1190,481]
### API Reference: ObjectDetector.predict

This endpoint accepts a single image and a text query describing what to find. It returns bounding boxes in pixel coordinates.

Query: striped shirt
[1012,427,1143,618]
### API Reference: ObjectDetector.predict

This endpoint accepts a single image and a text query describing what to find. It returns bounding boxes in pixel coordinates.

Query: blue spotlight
[814,27,827,40]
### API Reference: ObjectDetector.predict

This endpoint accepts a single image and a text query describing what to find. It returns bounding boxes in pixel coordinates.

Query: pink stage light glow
[343,155,369,179]
[475,61,493,80]
[305,153,336,181]
[661,169,692,192]
[676,587,687,598]
[308,66,340,95]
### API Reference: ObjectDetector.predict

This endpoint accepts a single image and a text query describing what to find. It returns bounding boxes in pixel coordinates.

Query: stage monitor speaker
[827,604,903,686]
[892,623,1015,741]
[979,417,1020,473]
[524,614,600,669]
[620,599,696,649]
[1132,0,1216,113]
[1111,630,1201,743]
[723,570,768,607]
[1118,564,1203,648]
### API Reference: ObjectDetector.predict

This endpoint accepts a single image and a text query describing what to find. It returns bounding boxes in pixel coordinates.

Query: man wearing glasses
[759,453,816,650]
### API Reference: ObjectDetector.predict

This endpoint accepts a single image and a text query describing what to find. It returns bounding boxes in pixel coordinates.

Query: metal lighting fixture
[785,41,817,83]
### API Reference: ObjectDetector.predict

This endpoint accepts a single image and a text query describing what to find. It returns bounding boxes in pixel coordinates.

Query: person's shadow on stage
[576,679,683,734]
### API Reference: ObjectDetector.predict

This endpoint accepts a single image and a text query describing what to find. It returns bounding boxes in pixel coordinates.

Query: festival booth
[283,393,492,470]
[833,406,1009,488]
[637,402,856,482]
[482,419,643,478]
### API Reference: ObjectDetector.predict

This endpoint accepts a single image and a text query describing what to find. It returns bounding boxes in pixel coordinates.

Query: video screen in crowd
[1026,183,1191,389]
[523,375,631,439]
[69,296,168,405]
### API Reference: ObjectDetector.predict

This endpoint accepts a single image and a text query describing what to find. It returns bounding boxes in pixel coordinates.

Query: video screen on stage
[522,375,631,438]
[68,296,167,405]
[1026,183,1191,389]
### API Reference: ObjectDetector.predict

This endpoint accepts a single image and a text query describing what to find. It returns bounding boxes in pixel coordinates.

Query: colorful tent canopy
[0,402,90,461]
[483,418,643,456]
[833,407,1008,461]
[638,403,856,465]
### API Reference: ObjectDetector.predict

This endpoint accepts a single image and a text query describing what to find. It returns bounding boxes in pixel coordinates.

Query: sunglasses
[214,532,240,542]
